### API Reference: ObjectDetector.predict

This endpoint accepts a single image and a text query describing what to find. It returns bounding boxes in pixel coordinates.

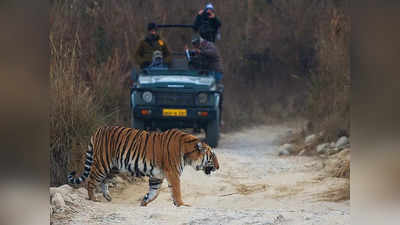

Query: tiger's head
[183,140,219,175]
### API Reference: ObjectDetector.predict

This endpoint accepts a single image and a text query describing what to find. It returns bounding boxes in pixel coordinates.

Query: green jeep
[130,54,222,147]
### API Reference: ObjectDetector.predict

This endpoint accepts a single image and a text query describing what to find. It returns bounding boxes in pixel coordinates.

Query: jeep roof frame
[156,24,194,29]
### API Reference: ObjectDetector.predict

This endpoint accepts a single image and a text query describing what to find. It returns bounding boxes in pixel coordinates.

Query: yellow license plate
[162,109,187,117]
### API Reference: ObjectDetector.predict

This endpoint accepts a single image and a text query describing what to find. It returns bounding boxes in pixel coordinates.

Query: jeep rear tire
[131,115,145,130]
[205,114,220,148]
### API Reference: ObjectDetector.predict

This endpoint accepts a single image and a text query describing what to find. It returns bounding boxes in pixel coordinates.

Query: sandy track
[54,125,350,225]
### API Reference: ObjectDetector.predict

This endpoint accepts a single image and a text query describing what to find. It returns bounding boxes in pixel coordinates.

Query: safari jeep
[130,57,221,147]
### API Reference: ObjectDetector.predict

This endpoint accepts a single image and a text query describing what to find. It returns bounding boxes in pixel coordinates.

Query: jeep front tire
[131,115,145,130]
[205,112,220,147]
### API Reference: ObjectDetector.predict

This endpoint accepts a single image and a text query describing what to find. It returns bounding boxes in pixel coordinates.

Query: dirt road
[54,125,350,225]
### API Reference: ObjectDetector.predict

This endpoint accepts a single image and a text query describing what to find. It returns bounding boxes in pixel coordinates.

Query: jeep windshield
[140,53,211,76]
[137,54,216,87]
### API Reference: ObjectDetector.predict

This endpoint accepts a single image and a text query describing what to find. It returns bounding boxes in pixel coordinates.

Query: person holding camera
[185,35,224,125]
[192,3,221,43]
[185,36,223,83]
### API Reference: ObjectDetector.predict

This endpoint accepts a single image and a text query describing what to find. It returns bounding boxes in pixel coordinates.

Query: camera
[202,9,212,18]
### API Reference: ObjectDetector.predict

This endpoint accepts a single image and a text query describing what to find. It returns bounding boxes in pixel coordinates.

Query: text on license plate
[162,109,187,117]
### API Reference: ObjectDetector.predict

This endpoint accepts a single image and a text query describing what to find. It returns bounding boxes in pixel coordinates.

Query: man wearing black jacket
[192,3,221,43]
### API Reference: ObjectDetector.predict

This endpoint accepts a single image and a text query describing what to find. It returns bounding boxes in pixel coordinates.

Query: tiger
[67,126,219,207]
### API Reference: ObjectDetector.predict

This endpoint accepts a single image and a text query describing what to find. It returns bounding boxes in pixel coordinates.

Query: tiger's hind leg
[87,179,98,201]
[140,178,163,206]
[88,172,112,202]
[88,179,112,202]
[101,168,119,202]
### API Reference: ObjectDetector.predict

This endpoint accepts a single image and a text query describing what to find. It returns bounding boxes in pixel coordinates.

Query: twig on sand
[219,192,239,197]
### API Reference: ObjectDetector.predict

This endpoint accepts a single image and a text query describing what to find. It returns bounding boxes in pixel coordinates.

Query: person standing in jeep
[134,22,171,69]
[193,3,221,43]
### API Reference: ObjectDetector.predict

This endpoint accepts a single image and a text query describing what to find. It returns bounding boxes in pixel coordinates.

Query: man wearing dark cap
[134,22,171,69]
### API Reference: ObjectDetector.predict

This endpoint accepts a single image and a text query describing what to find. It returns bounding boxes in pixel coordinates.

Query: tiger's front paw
[140,197,148,207]
[140,200,148,207]
[140,193,151,207]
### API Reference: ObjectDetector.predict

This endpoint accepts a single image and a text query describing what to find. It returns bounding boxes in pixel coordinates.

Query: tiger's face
[186,142,219,175]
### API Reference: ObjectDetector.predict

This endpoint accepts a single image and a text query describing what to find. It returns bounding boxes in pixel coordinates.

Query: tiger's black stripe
[134,132,144,176]
[115,128,129,167]
[120,129,135,161]
[142,133,150,173]
[122,129,137,169]
[118,129,130,169]
[166,130,180,173]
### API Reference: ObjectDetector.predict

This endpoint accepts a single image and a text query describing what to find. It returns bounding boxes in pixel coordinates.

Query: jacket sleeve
[192,15,201,32]
[134,41,145,66]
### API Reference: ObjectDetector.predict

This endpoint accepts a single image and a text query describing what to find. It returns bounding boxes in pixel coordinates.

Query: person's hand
[184,44,189,51]
[198,9,204,15]
[208,10,215,18]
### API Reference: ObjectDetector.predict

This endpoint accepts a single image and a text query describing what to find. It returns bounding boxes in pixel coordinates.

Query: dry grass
[315,148,350,201]
[325,148,350,178]
[49,32,103,185]
[49,4,129,185]
[332,156,350,179]
[304,3,350,140]
[49,49,129,186]
[314,179,350,202]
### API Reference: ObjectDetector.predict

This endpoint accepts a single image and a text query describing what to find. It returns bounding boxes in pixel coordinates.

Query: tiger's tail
[67,140,94,185]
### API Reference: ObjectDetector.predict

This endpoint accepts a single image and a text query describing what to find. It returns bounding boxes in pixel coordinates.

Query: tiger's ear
[196,142,205,153]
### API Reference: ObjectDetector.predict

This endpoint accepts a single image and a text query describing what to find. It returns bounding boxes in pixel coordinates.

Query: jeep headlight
[142,91,153,103]
[198,93,208,104]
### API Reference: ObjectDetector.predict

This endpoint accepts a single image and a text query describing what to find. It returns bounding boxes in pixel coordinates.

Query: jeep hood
[138,75,215,88]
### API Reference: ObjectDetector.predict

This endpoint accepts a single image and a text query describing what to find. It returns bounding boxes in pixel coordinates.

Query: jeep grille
[156,92,194,106]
